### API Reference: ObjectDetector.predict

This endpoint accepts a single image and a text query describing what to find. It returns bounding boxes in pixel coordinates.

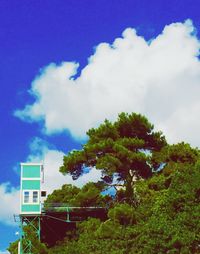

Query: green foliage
[8,226,48,254]
[45,184,80,204]
[45,182,111,207]
[50,143,200,253]
[108,203,136,225]
[7,240,18,254]
[152,142,200,174]
[134,161,200,253]
[60,112,167,200]
[23,226,48,254]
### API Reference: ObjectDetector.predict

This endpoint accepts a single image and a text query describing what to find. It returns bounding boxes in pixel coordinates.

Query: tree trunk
[125,173,134,203]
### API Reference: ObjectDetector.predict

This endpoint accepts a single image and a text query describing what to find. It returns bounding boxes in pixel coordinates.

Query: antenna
[41,164,44,183]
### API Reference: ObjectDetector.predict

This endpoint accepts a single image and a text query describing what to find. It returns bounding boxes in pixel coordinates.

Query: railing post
[66,207,70,222]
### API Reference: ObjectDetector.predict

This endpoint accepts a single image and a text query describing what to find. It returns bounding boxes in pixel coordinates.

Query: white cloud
[15,19,200,145]
[0,183,19,226]
[0,250,9,254]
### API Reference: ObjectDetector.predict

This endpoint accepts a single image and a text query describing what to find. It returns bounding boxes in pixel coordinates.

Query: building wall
[20,163,42,214]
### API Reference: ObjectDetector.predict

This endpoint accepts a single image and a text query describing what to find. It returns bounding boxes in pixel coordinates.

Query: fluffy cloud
[0,183,20,225]
[15,20,200,146]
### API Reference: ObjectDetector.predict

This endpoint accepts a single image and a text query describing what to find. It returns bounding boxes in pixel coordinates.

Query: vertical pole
[18,241,21,254]
[19,216,23,254]
[66,207,70,222]
[38,216,41,241]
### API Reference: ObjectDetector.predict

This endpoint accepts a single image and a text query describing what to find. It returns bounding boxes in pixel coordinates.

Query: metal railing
[42,203,107,212]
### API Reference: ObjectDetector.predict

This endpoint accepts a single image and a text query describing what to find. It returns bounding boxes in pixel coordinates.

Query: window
[23,190,39,204]
[33,191,38,203]
[41,191,47,197]
[24,191,29,203]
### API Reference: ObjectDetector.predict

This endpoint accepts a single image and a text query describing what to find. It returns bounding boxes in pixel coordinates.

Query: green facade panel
[20,164,42,215]
[21,204,40,213]
[22,165,41,178]
[22,180,40,190]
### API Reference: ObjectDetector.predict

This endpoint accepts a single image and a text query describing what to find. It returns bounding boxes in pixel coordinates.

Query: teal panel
[21,204,40,213]
[22,180,40,190]
[22,165,41,178]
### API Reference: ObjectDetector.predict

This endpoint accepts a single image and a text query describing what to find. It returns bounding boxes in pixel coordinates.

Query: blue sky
[1,0,200,252]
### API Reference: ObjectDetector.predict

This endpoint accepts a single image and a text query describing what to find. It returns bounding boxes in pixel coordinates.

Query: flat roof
[20,162,43,166]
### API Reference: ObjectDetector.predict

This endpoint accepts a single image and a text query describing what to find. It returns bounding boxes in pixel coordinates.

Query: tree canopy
[45,182,112,207]
[60,112,167,199]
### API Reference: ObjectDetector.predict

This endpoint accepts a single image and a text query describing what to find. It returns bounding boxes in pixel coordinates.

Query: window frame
[33,191,39,203]
[22,190,40,204]
[23,191,30,204]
